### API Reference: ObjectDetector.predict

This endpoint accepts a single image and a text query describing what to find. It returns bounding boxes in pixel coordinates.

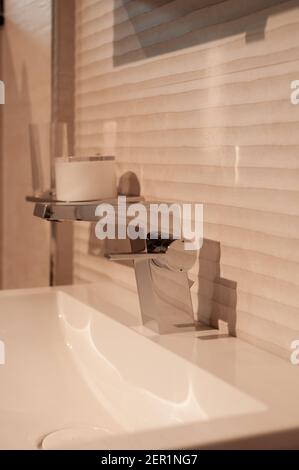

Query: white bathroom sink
[0,281,299,450]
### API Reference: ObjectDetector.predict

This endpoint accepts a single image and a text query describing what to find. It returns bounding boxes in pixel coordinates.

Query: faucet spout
[106,236,197,334]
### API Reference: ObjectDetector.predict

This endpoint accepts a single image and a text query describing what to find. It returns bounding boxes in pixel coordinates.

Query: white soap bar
[55,156,117,201]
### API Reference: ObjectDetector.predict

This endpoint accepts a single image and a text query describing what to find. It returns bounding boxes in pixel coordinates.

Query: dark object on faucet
[0,0,4,27]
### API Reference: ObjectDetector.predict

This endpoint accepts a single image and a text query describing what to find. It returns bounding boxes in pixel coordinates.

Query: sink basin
[0,287,264,450]
[0,283,298,450]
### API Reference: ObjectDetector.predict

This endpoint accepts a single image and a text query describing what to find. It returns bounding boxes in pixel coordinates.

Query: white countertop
[0,278,298,450]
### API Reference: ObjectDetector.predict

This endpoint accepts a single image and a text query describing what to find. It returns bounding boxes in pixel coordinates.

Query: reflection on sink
[0,290,265,450]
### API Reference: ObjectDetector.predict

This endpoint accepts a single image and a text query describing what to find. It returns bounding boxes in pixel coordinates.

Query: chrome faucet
[32,198,197,334]
[106,234,197,334]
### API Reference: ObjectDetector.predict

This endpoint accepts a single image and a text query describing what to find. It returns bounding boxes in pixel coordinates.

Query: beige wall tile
[74,0,299,359]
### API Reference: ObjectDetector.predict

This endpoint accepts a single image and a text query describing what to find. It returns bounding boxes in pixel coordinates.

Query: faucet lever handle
[105,253,161,262]
[106,238,197,273]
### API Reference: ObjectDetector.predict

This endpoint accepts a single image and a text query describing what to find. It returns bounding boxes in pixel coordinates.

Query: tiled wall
[75,0,299,359]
